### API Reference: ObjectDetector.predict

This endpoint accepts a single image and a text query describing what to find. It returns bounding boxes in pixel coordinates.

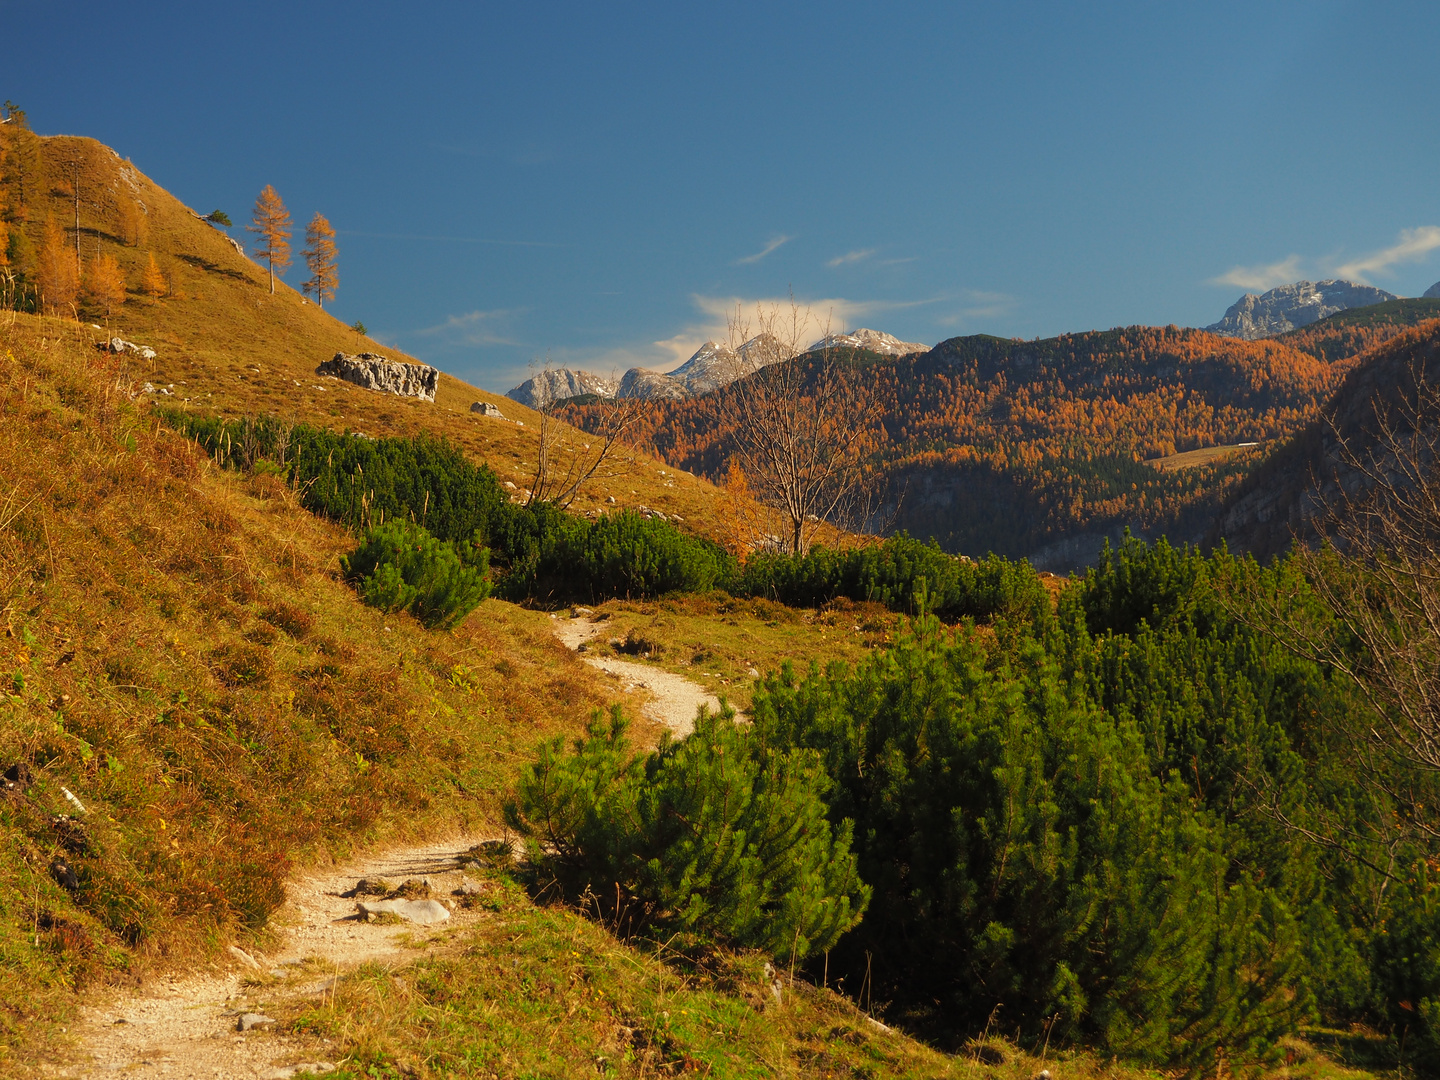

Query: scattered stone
[393,877,432,899]
[100,337,157,361]
[454,880,484,896]
[50,858,78,891]
[315,353,438,402]
[236,1012,275,1032]
[228,945,261,969]
[747,667,761,678]
[470,401,505,418]
[605,495,617,504]
[340,877,393,898]
[356,898,450,925]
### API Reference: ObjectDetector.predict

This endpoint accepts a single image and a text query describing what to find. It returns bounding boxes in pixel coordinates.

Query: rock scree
[315,352,439,401]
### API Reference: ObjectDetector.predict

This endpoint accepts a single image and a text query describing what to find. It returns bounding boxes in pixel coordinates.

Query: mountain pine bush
[750,615,1313,1067]
[507,705,868,961]
[341,520,491,629]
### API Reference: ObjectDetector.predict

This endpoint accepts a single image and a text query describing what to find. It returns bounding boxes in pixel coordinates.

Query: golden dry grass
[0,313,665,1070]
[1147,443,1261,471]
[13,135,732,541]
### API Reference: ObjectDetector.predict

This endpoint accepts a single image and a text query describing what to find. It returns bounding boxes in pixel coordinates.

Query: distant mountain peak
[505,369,617,407]
[809,328,930,356]
[1207,279,1397,340]
[1424,280,1440,299]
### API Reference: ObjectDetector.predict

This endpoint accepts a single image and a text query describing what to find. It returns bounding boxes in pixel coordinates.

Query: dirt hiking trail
[53,618,723,1077]
[59,839,489,1079]
[548,614,722,736]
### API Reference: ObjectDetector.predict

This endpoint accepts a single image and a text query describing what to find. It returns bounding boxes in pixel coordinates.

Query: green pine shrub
[732,535,1050,625]
[341,520,492,629]
[506,705,869,961]
[750,615,1312,1067]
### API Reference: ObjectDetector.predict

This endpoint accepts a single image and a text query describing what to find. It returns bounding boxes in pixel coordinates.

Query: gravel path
[63,838,490,1079]
[549,614,721,737]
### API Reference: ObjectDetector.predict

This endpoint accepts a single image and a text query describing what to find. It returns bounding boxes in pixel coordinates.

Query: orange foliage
[562,325,1360,554]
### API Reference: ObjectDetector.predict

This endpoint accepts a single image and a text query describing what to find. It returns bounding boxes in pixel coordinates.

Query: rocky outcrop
[1206,280,1397,340]
[470,401,505,418]
[505,369,617,408]
[99,337,156,361]
[316,353,438,401]
[809,328,930,356]
[667,341,739,395]
[617,367,690,400]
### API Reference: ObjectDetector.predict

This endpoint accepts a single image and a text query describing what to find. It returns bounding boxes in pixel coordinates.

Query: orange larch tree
[37,215,78,315]
[85,252,126,317]
[140,252,167,300]
[247,185,292,294]
[302,212,338,309]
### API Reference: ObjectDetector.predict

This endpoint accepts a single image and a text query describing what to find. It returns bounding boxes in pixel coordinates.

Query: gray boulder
[1206,280,1396,340]
[471,401,505,418]
[316,353,438,402]
[356,898,451,925]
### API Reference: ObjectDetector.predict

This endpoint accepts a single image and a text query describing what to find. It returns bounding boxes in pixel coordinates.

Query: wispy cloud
[1208,255,1304,292]
[1335,226,1440,283]
[826,248,876,268]
[935,290,1019,327]
[1209,226,1440,293]
[734,235,793,265]
[337,230,562,248]
[417,309,524,347]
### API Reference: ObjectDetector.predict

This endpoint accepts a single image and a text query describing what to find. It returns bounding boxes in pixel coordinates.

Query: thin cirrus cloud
[1208,255,1304,292]
[1210,226,1440,292]
[416,309,525,348]
[826,248,877,268]
[733,235,793,265]
[1334,226,1440,283]
[935,290,1019,327]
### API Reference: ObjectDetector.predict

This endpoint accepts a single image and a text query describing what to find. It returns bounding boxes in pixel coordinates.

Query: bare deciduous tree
[525,369,642,510]
[720,299,877,555]
[1239,362,1440,853]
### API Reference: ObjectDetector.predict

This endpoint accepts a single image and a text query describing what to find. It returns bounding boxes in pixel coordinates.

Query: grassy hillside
[566,327,1345,566]
[1,133,732,540]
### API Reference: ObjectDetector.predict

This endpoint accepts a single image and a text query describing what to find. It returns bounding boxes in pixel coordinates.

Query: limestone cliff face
[316,353,438,401]
[616,367,691,400]
[1207,280,1396,340]
[505,369,619,407]
[809,328,930,356]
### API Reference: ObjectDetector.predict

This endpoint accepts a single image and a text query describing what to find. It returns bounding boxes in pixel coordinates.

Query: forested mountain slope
[569,326,1353,567]
[1212,319,1440,561]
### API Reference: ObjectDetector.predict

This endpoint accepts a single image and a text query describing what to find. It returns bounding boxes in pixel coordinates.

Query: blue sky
[8,1,1440,392]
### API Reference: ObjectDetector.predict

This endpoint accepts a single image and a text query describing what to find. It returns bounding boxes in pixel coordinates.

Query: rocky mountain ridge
[1207,279,1397,340]
[505,368,619,408]
[507,328,928,404]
